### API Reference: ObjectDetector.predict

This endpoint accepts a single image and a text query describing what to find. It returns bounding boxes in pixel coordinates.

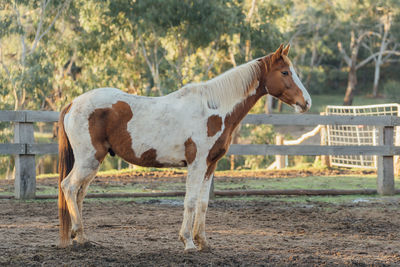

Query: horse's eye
[281,71,289,76]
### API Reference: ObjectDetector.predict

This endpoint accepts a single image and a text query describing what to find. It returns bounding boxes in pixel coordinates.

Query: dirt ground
[2,170,400,266]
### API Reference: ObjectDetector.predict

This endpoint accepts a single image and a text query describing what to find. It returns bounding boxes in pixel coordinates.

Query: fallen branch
[283,125,322,145]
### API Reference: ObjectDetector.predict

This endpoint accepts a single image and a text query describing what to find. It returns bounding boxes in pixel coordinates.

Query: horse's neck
[224,84,267,130]
[221,59,267,129]
[200,60,262,115]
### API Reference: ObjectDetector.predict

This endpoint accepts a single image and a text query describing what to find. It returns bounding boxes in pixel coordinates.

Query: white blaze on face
[289,65,312,112]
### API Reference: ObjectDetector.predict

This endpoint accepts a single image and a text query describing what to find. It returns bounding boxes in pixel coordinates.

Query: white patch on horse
[289,65,312,111]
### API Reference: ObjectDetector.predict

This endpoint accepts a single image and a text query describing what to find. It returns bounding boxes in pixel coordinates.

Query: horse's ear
[272,44,284,63]
[282,44,290,56]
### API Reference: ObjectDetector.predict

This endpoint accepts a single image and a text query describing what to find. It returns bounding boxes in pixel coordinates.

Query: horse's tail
[58,103,74,247]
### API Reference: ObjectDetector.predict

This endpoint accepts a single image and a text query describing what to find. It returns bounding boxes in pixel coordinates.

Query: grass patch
[215,175,378,191]
[34,132,54,143]
[32,175,382,196]
[31,183,187,195]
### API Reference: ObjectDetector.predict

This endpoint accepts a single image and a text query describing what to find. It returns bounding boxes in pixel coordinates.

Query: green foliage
[0,0,399,109]
[239,124,276,170]
[384,80,400,101]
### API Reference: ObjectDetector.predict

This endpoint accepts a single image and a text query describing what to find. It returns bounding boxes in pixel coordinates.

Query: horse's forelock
[281,55,293,67]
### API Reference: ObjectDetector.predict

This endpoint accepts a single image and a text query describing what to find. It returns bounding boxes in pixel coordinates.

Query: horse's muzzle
[295,100,310,113]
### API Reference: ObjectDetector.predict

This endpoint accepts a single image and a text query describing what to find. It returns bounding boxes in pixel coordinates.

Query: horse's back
[71,87,134,108]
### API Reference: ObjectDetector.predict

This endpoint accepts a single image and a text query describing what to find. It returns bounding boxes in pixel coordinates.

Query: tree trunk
[230,125,241,170]
[372,48,383,98]
[372,14,391,98]
[343,67,357,105]
[277,100,283,112]
[372,70,380,98]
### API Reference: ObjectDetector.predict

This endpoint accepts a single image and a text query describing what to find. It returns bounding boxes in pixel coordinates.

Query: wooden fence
[1,110,400,199]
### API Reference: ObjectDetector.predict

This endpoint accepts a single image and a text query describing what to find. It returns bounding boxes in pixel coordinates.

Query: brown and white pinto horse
[58,44,311,251]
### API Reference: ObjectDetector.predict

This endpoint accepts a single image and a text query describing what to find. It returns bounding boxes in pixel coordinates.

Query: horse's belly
[155,145,187,167]
[118,143,186,168]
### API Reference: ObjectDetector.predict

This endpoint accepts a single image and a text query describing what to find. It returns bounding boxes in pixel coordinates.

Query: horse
[58,44,311,252]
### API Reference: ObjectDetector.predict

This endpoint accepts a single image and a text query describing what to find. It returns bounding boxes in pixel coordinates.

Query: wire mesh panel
[326,104,400,169]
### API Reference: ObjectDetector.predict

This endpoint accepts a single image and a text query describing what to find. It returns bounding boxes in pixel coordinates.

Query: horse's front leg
[179,161,206,252]
[192,173,214,251]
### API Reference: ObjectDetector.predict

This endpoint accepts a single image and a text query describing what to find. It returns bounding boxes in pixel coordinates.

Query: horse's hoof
[57,240,71,249]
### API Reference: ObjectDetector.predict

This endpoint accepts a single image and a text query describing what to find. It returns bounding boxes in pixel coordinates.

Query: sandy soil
[1,195,400,266]
[2,169,399,266]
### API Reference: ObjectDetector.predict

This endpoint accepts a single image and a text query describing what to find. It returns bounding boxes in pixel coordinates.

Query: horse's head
[260,44,311,113]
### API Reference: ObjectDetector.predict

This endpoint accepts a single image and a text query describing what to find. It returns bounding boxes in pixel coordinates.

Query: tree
[0,0,72,110]
[338,30,377,105]
[109,0,244,95]
[334,0,383,105]
[287,0,339,89]
[364,5,400,97]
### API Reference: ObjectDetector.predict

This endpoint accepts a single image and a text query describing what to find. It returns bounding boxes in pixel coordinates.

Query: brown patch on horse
[184,138,197,165]
[205,60,268,180]
[207,115,222,137]
[88,101,163,167]
[139,148,163,167]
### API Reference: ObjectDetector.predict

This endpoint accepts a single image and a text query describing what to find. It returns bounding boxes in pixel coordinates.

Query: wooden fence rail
[1,110,399,199]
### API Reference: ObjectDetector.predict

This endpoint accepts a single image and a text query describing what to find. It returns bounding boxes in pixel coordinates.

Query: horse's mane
[178,60,262,114]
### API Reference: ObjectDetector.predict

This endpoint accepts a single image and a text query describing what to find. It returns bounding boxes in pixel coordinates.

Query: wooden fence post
[276,134,285,169]
[395,126,400,176]
[320,126,331,168]
[377,126,395,195]
[14,116,36,199]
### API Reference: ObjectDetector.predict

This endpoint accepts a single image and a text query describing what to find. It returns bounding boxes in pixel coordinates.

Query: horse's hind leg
[193,175,214,251]
[77,171,97,218]
[75,169,98,240]
[61,160,99,244]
